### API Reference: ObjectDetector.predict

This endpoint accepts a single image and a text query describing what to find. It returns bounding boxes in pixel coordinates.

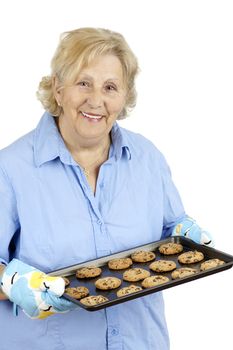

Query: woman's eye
[105,84,117,91]
[77,81,89,87]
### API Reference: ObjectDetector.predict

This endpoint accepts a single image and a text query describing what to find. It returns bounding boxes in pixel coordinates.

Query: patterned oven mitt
[171,216,214,247]
[0,259,76,319]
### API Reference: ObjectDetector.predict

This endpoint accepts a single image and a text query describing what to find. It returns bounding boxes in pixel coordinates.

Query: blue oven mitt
[171,216,214,247]
[0,259,76,319]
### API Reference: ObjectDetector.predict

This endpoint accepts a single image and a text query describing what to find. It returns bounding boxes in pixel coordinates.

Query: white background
[0,1,232,349]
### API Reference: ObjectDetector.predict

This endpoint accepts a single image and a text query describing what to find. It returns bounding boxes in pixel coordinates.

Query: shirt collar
[34,112,131,167]
[110,122,131,161]
[34,112,76,167]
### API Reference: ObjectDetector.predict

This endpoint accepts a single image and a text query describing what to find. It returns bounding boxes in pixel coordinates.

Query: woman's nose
[86,89,103,109]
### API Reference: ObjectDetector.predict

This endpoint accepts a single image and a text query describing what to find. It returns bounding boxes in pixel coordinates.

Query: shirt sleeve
[158,152,187,238]
[0,165,19,264]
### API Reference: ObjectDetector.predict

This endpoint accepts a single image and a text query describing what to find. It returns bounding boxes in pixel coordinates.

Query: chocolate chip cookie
[65,286,89,299]
[117,285,142,297]
[80,295,109,306]
[178,250,204,264]
[171,267,197,279]
[76,266,102,279]
[200,258,225,271]
[141,275,169,288]
[131,250,156,262]
[159,242,183,255]
[95,277,122,290]
[108,258,133,270]
[149,260,177,272]
[123,268,150,282]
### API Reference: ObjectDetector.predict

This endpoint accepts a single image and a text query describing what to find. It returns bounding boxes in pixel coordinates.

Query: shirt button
[111,328,119,336]
[97,219,102,225]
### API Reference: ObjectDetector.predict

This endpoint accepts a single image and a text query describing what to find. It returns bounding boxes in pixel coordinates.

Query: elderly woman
[0,28,212,349]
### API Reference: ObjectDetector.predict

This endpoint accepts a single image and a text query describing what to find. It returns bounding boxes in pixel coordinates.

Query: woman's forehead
[77,54,124,81]
[78,72,122,83]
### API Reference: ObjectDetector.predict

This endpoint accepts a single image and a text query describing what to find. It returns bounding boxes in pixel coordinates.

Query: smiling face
[54,54,126,148]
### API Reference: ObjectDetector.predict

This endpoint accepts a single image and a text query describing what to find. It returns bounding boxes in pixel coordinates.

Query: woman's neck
[68,135,111,167]
[54,116,111,167]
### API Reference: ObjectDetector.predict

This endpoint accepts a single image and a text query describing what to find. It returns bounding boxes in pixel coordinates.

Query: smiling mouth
[81,111,104,121]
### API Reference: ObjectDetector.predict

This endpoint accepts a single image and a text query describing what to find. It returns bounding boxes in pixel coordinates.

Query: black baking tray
[50,236,233,311]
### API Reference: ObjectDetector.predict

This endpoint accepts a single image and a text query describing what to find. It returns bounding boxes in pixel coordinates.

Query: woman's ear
[52,75,62,106]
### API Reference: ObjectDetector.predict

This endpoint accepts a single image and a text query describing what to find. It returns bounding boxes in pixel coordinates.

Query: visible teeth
[82,112,102,119]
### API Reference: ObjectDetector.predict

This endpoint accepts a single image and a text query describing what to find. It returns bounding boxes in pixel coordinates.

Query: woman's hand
[171,216,214,247]
[0,259,77,319]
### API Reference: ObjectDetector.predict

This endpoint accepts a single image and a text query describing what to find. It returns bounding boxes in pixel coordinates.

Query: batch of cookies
[63,242,225,306]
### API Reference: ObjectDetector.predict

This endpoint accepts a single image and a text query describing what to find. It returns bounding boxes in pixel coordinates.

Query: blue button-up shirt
[0,112,185,350]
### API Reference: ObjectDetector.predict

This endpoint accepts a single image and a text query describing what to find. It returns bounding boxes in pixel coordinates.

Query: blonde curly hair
[37,28,139,119]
